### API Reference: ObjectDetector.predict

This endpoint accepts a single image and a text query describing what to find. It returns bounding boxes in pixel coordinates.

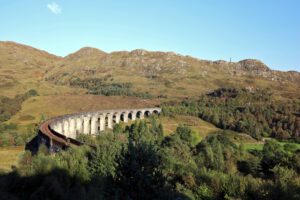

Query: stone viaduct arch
[36,107,161,152]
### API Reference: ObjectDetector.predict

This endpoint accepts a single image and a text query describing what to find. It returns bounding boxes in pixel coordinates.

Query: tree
[115,141,165,199]
[261,140,288,176]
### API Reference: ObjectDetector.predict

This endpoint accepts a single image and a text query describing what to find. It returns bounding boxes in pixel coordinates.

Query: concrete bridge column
[69,118,76,138]
[63,119,69,137]
[131,111,137,121]
[107,113,113,129]
[56,122,63,133]
[51,122,58,132]
[139,110,145,119]
[99,114,105,132]
[51,123,57,132]
[123,112,128,123]
[83,115,91,135]
[75,117,83,134]
[91,115,98,135]
[115,113,120,124]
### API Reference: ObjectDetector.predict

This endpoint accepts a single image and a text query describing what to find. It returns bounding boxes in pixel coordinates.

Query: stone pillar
[63,119,69,137]
[123,112,128,123]
[91,115,98,135]
[51,123,57,132]
[107,113,113,129]
[131,111,137,121]
[56,121,63,133]
[115,113,120,124]
[69,118,76,138]
[76,117,83,134]
[139,111,145,119]
[99,114,105,132]
[83,115,91,135]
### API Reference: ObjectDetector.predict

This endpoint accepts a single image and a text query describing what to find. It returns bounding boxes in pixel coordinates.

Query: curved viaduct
[36,107,161,152]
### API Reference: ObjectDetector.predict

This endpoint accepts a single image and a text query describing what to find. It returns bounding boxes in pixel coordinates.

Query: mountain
[0,42,62,96]
[65,47,107,61]
[0,41,60,75]
[45,47,300,99]
[0,41,299,99]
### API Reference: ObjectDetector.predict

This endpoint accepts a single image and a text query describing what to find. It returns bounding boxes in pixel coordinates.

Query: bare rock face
[237,59,270,72]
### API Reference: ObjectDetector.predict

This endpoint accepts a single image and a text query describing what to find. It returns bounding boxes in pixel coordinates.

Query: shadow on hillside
[0,168,186,200]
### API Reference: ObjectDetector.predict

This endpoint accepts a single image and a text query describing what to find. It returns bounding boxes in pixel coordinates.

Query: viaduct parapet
[34,107,161,152]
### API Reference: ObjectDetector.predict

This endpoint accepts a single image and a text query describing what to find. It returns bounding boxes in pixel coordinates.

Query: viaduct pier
[33,107,161,152]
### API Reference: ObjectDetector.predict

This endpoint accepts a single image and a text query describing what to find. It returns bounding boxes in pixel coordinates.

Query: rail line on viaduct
[32,108,161,152]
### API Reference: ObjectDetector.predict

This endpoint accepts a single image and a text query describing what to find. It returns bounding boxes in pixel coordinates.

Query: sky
[0,0,299,71]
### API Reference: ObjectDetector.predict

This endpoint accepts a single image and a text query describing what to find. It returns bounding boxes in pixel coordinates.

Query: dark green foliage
[175,125,195,147]
[88,134,123,178]
[0,90,39,147]
[162,87,300,140]
[237,156,262,176]
[261,139,290,176]
[196,134,238,173]
[69,77,153,98]
[0,123,37,147]
[27,89,38,97]
[0,89,38,123]
[0,118,300,199]
[115,141,165,199]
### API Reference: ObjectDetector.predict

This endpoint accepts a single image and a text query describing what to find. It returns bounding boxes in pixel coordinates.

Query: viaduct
[32,107,161,152]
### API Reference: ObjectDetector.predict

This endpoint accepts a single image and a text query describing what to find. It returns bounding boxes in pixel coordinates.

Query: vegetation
[0,89,38,123]
[0,90,39,147]
[0,146,24,172]
[162,88,300,140]
[0,118,299,199]
[70,77,153,98]
[0,123,38,147]
[0,42,299,199]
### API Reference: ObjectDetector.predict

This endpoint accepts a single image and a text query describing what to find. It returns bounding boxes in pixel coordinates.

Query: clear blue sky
[0,0,299,71]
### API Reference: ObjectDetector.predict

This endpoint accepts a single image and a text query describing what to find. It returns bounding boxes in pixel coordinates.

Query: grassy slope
[244,140,300,151]
[0,42,299,172]
[160,115,220,137]
[0,146,24,172]
[8,95,161,126]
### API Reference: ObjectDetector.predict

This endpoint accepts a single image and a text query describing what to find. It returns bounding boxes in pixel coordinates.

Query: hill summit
[0,41,299,99]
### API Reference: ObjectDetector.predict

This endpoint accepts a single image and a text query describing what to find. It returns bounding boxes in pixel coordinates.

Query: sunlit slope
[1,41,299,99]
[8,95,160,126]
[45,48,300,99]
[0,41,63,97]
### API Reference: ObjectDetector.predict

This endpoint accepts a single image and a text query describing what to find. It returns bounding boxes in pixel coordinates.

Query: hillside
[45,46,300,99]
[1,42,300,198]
[0,41,299,127]
[0,41,299,99]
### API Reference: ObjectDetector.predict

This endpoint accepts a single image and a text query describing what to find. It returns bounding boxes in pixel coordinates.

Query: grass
[159,115,220,139]
[0,146,24,173]
[119,115,219,143]
[8,95,160,128]
[243,143,264,151]
[242,140,300,152]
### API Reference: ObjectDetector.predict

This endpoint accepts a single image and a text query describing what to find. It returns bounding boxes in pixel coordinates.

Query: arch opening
[120,113,125,121]
[152,110,159,115]
[144,111,151,117]
[105,115,108,128]
[113,114,118,124]
[128,112,133,120]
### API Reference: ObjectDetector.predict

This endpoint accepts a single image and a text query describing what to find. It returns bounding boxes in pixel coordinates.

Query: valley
[0,41,299,199]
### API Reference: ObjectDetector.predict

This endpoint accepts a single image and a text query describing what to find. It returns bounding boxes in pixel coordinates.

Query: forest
[0,90,38,147]
[0,118,299,199]
[162,88,300,141]
[69,77,153,98]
